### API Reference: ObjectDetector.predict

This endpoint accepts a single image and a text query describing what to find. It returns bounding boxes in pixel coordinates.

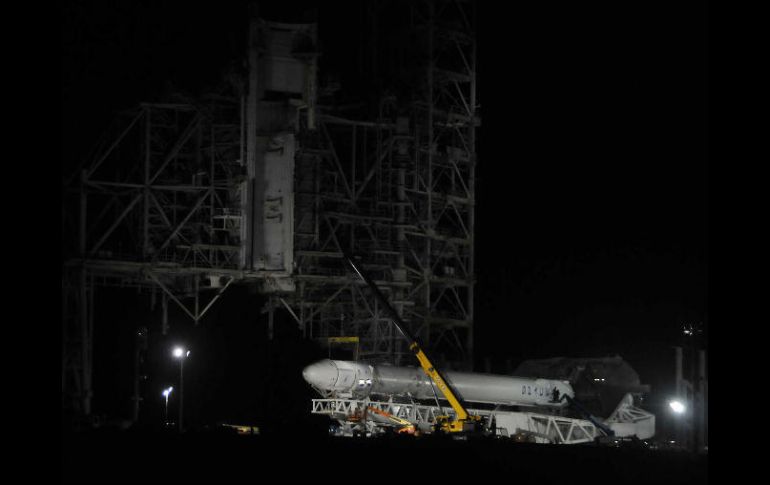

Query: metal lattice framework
[62,96,248,414]
[286,0,478,369]
[62,0,478,416]
[65,99,245,273]
[312,394,655,443]
[311,398,603,444]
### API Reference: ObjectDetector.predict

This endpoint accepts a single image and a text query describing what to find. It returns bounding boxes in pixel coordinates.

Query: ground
[61,428,707,484]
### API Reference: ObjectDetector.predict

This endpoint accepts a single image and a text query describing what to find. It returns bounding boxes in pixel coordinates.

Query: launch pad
[61,1,705,457]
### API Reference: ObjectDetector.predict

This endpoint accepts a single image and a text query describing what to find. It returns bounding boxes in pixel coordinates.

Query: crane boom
[343,252,482,433]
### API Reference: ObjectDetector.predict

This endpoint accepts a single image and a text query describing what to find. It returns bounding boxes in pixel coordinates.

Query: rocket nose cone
[302,359,339,391]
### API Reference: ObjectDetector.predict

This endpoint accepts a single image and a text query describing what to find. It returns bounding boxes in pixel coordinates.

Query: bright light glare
[669,400,686,414]
[186,350,190,357]
[173,347,184,358]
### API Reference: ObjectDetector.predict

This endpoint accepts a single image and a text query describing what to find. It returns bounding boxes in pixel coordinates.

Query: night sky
[62,0,707,430]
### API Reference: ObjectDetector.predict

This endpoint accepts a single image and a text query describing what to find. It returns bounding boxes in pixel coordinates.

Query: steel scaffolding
[62,95,247,414]
[285,0,477,369]
[62,0,478,416]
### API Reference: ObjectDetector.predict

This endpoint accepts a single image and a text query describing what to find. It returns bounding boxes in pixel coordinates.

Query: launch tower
[62,0,478,417]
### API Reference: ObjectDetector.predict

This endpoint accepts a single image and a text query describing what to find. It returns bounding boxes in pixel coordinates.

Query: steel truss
[286,0,478,369]
[67,99,245,271]
[312,398,602,444]
[62,0,479,416]
[62,96,247,414]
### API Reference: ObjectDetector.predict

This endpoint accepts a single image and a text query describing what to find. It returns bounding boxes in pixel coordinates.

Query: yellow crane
[344,253,483,434]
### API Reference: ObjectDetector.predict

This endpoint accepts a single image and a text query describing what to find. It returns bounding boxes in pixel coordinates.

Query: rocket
[303,359,574,408]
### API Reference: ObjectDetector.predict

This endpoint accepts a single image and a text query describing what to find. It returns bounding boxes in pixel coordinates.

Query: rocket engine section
[303,359,574,408]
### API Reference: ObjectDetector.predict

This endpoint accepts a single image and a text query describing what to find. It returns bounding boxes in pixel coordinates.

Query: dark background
[61,0,707,435]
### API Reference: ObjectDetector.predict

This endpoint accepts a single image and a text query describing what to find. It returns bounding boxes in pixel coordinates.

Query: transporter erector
[302,356,656,443]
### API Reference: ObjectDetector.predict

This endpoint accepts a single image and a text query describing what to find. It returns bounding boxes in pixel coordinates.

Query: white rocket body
[303,359,574,408]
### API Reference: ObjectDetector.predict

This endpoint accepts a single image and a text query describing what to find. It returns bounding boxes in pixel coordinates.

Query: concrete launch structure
[303,359,574,407]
